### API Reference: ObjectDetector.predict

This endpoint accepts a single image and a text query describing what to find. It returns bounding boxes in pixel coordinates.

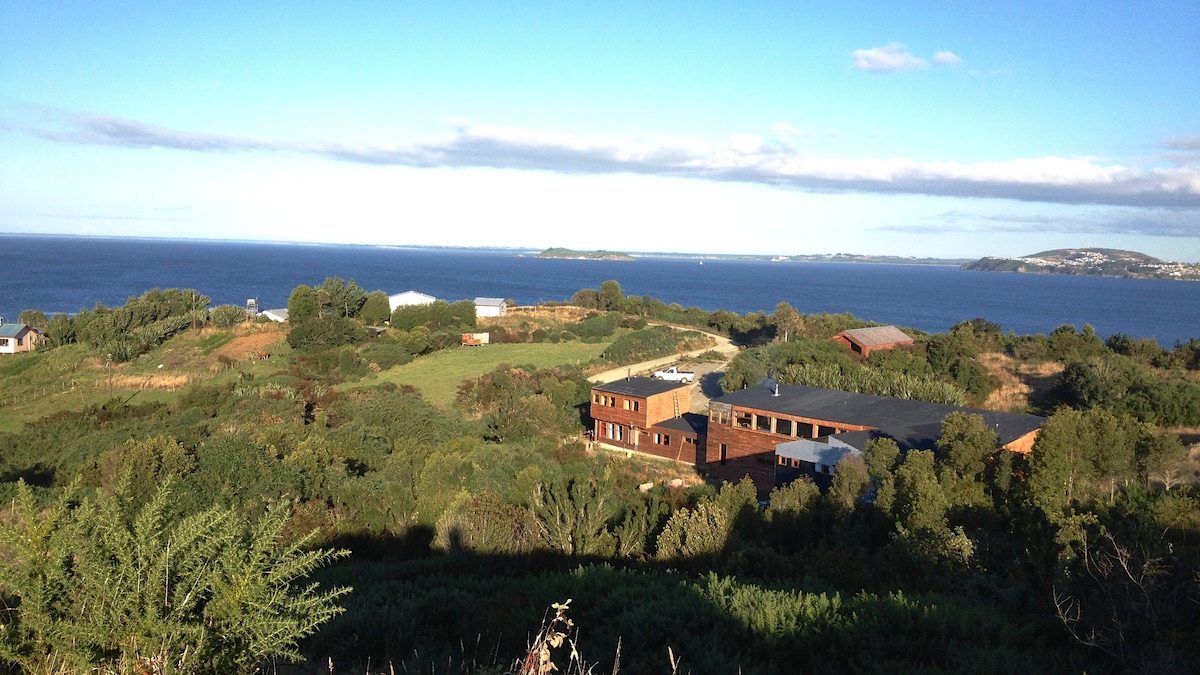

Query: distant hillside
[963,248,1200,281]
[536,247,636,261]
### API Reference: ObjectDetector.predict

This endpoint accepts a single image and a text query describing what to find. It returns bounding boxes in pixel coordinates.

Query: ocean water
[2,234,1198,346]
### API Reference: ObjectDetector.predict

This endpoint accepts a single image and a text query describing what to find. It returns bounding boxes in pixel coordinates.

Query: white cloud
[851,43,928,73]
[24,112,1200,210]
[933,50,963,66]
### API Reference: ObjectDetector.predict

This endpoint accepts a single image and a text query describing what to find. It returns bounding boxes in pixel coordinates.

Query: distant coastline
[4,234,1196,275]
[963,248,1200,281]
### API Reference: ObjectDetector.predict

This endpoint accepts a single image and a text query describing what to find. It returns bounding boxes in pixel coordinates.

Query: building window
[710,409,730,425]
[756,415,772,432]
[735,412,753,429]
[610,397,617,407]
[719,443,728,465]
[776,419,793,436]
[777,456,787,466]
[791,458,801,469]
[820,465,831,475]
[662,435,670,446]
[633,401,640,412]
[624,399,631,410]
[0,339,7,347]
[685,437,695,445]
[593,393,600,404]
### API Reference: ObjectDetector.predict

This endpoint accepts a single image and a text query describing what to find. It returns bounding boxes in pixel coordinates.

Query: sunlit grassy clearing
[354,341,610,406]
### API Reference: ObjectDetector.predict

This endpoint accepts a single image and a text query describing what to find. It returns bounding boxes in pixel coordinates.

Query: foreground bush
[0,479,349,674]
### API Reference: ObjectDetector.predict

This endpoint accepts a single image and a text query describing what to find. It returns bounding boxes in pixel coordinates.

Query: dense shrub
[390,300,476,332]
[359,340,413,370]
[209,304,247,328]
[286,316,367,350]
[602,326,712,364]
[566,312,620,340]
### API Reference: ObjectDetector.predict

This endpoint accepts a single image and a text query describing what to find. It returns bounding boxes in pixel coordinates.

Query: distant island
[536,247,636,261]
[963,248,1200,281]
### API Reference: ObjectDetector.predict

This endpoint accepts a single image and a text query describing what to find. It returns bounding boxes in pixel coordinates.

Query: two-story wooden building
[705,381,1045,491]
[590,378,705,465]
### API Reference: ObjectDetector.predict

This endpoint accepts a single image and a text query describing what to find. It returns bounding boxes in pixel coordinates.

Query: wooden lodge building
[591,376,1045,494]
[590,378,706,465]
[706,381,1045,491]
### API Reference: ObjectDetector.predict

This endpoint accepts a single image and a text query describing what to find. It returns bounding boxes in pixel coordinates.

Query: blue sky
[2,1,1198,260]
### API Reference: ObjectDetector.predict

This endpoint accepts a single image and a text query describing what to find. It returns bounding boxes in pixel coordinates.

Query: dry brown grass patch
[211,330,286,362]
[980,352,1063,411]
[110,373,196,391]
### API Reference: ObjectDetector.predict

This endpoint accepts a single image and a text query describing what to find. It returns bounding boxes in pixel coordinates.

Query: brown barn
[590,378,705,465]
[830,325,914,357]
[705,381,1044,492]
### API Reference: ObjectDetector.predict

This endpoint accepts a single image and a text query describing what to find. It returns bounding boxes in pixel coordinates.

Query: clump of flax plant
[515,600,593,675]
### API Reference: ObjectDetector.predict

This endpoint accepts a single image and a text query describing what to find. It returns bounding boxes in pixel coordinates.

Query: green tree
[1028,408,1136,513]
[569,287,600,309]
[17,309,47,327]
[286,315,367,350]
[936,412,999,507]
[863,437,901,515]
[359,290,392,325]
[773,302,800,343]
[894,450,949,533]
[43,313,75,346]
[598,280,625,311]
[287,284,319,321]
[319,277,367,318]
[828,454,869,517]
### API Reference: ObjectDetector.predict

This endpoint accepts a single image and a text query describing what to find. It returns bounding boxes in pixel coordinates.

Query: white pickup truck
[653,366,695,383]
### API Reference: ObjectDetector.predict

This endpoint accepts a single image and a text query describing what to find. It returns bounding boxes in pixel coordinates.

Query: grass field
[348,341,610,406]
[0,326,291,434]
[0,327,602,431]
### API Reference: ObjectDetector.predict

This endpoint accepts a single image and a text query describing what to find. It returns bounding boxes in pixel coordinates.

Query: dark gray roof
[594,377,690,398]
[657,412,708,436]
[717,382,1044,446]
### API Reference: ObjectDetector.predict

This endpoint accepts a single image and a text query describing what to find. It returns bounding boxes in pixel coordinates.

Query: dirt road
[587,327,739,413]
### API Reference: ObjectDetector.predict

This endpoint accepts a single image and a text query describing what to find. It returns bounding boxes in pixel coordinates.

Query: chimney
[773,383,779,397]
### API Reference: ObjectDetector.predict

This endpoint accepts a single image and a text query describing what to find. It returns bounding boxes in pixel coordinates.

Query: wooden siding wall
[644,389,687,426]
[590,394,651,430]
[703,405,873,491]
[1003,429,1040,455]
[631,424,703,464]
[591,388,687,430]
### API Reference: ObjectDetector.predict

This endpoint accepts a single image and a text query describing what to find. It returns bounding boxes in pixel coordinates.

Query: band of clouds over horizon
[23,111,1200,214]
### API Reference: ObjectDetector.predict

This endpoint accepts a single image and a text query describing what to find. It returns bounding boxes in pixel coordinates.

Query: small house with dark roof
[830,325,914,357]
[706,381,1044,491]
[0,323,42,354]
[590,378,703,464]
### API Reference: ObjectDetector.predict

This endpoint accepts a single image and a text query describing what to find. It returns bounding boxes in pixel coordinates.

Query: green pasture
[349,341,610,406]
